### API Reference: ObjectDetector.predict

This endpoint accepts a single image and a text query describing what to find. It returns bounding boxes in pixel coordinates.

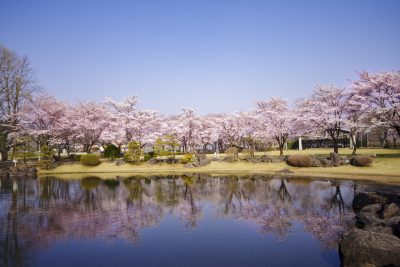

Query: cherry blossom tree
[234,111,260,154]
[352,71,400,136]
[174,108,204,153]
[297,85,351,153]
[69,102,110,153]
[105,95,139,144]
[257,97,295,156]
[219,113,241,148]
[201,114,224,153]
[105,96,161,147]
[345,94,367,154]
[18,94,66,147]
[130,110,162,145]
[50,106,77,156]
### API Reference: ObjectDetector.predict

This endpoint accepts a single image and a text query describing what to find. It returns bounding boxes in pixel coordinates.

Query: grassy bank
[38,149,400,184]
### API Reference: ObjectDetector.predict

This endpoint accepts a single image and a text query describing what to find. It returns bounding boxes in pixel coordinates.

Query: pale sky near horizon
[1,0,400,114]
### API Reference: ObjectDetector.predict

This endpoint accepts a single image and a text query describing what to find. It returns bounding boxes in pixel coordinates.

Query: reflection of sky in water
[1,175,399,267]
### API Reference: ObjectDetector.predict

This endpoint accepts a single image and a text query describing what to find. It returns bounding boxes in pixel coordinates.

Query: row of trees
[1,45,399,160]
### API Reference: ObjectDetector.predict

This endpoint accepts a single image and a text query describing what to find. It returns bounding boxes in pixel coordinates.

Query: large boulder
[353,192,387,211]
[363,226,393,235]
[260,155,272,163]
[359,203,382,214]
[377,191,400,205]
[350,156,373,167]
[393,223,400,238]
[330,152,341,167]
[286,155,313,167]
[381,216,400,227]
[147,158,158,165]
[115,159,125,166]
[311,157,322,167]
[355,212,382,228]
[184,163,195,168]
[195,153,207,162]
[320,158,332,167]
[380,203,400,219]
[339,228,400,267]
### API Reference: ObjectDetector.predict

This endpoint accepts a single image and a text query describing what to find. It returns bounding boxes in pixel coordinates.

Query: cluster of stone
[340,191,400,267]
[184,154,211,168]
[0,166,37,177]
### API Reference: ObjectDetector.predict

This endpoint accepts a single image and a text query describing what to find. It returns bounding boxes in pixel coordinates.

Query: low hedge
[286,155,313,167]
[80,154,101,166]
[69,154,82,161]
[350,156,373,167]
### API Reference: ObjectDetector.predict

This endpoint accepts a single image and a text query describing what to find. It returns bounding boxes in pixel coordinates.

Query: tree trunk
[333,138,339,153]
[351,134,357,155]
[0,149,8,161]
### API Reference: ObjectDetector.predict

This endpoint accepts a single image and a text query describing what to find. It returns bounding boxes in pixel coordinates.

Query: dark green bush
[350,156,373,167]
[124,141,141,163]
[80,154,101,166]
[68,154,82,161]
[40,145,53,160]
[181,154,194,164]
[104,144,121,160]
[286,155,313,167]
[144,151,156,161]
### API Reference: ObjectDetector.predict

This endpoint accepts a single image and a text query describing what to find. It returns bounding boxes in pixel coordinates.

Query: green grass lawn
[38,148,400,184]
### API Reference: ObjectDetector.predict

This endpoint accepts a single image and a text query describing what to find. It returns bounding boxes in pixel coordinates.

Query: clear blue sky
[1,0,400,114]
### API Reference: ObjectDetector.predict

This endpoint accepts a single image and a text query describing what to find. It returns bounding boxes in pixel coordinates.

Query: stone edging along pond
[340,191,400,267]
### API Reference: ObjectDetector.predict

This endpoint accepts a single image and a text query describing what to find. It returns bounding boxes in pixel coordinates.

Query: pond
[1,175,399,267]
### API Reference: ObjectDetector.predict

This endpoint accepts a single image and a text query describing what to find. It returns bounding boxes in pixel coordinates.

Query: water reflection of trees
[0,175,357,265]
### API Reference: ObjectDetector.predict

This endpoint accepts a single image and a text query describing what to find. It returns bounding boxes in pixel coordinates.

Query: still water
[1,175,399,267]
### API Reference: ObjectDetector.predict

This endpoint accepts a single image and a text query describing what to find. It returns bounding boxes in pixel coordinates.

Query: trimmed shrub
[144,151,156,162]
[80,154,101,166]
[40,145,53,160]
[181,154,194,164]
[124,141,141,163]
[104,144,121,160]
[350,156,373,167]
[68,154,82,161]
[286,155,313,167]
[225,147,238,161]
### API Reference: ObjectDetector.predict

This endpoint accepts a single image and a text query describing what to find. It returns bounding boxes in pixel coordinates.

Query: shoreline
[37,159,400,184]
